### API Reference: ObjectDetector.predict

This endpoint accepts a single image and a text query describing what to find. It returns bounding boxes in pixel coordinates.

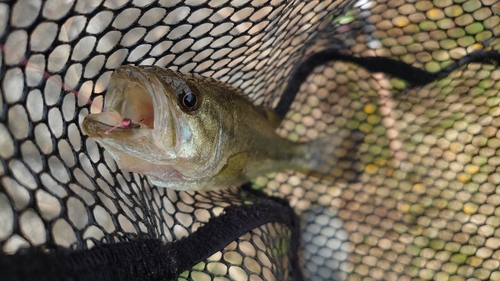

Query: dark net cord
[2,1,500,280]
[275,48,500,118]
[0,185,302,281]
[1,41,500,281]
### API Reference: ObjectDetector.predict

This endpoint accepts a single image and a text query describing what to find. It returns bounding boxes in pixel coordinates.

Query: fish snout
[111,65,149,84]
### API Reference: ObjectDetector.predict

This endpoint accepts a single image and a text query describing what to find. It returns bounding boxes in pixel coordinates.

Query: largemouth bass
[82,65,354,191]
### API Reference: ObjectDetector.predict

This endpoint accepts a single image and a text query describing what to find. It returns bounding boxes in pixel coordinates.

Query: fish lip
[82,114,131,135]
[110,65,149,84]
[82,114,145,138]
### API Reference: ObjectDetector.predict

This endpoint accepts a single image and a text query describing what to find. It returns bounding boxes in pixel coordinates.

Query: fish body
[82,65,330,191]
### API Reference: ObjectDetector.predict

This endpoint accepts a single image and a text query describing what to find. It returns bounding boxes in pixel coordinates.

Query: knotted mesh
[1,0,500,280]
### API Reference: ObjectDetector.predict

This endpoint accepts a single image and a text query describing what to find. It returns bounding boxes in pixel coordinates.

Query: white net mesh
[1,0,500,280]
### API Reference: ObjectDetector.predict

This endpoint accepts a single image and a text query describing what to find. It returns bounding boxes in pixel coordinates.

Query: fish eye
[177,88,200,112]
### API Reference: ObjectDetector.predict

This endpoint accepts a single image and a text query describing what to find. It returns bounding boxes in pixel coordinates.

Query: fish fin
[215,152,249,181]
[256,106,283,129]
[304,129,365,183]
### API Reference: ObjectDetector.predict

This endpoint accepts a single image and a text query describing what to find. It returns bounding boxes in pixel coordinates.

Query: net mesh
[1,0,500,280]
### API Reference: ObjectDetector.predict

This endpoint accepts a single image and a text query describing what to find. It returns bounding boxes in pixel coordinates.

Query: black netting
[1,0,500,280]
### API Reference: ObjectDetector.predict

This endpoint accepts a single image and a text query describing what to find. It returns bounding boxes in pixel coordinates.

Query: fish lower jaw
[82,116,150,140]
[148,177,204,191]
[116,158,185,181]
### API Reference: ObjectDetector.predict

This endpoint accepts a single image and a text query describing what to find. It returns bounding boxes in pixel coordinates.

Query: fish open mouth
[113,79,155,129]
[82,65,179,157]
[103,66,156,131]
[82,66,159,138]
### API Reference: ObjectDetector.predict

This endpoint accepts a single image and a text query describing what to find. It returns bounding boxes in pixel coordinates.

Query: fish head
[81,65,235,186]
